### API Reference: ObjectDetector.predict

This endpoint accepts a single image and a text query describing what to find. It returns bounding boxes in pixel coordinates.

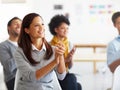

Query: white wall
[0,0,34,42]
[0,0,120,44]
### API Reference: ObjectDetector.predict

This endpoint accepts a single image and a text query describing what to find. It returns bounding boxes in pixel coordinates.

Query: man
[107,12,120,73]
[0,17,22,90]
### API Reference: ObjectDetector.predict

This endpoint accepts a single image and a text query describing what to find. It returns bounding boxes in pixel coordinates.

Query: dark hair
[112,12,120,25]
[18,13,53,65]
[7,17,21,34]
[48,14,70,35]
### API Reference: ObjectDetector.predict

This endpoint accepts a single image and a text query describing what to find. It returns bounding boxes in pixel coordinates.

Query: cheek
[60,30,65,34]
[65,30,68,34]
[29,31,36,37]
[63,30,68,34]
[118,24,120,27]
[116,25,120,29]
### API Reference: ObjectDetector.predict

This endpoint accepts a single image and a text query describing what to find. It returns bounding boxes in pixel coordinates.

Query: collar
[32,43,46,51]
[7,39,18,46]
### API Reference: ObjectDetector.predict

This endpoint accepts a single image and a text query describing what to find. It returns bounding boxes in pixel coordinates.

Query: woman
[14,13,66,90]
[48,14,82,90]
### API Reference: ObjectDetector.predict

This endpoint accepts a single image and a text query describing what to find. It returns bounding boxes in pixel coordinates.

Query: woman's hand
[55,42,66,56]
[55,42,66,74]
[54,42,66,64]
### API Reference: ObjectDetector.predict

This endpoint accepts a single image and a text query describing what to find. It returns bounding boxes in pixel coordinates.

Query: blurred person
[0,17,22,90]
[107,11,120,73]
[48,14,82,90]
[14,13,66,90]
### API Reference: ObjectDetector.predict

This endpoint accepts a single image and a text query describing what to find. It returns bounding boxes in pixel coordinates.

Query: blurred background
[0,0,120,90]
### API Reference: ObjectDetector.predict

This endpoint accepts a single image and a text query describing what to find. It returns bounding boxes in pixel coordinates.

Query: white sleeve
[56,71,66,80]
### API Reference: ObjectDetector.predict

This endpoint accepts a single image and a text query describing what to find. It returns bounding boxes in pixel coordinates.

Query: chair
[108,59,120,90]
[53,71,62,90]
[112,65,120,90]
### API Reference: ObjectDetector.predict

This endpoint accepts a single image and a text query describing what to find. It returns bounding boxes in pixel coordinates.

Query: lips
[38,30,44,34]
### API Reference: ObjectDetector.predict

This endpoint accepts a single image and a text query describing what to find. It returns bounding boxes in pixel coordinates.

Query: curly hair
[48,14,70,35]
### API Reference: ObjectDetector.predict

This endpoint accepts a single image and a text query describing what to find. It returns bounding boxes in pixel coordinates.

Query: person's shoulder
[0,40,8,45]
[108,38,119,46]
[107,37,120,50]
[16,47,23,52]
[68,41,74,49]
[108,40,114,46]
[14,47,24,56]
[0,40,9,48]
[68,41,73,45]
